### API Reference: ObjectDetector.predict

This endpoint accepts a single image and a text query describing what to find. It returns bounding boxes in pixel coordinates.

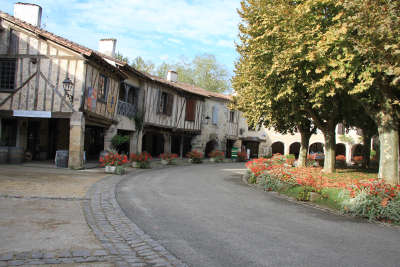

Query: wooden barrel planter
[9,147,24,164]
[0,146,9,163]
[55,150,69,168]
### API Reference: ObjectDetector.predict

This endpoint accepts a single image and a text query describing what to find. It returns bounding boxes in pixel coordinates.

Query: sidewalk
[0,164,113,266]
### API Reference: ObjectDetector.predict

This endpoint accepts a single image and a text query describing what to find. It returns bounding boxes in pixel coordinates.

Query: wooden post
[180,135,184,158]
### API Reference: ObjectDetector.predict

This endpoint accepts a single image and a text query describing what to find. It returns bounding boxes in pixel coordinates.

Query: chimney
[98,38,117,57]
[167,70,178,83]
[14,2,42,27]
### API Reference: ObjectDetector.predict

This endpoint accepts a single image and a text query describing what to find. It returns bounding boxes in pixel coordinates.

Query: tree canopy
[233,0,400,183]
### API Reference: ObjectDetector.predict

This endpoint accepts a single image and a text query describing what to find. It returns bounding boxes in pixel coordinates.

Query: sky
[0,0,241,77]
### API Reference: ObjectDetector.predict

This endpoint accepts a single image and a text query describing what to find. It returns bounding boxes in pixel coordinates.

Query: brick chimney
[98,38,117,57]
[167,70,178,83]
[14,2,42,27]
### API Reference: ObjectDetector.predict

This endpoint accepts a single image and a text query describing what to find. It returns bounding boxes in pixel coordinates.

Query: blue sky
[1,0,241,77]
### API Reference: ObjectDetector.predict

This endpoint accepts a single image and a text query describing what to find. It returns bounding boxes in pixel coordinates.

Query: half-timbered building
[0,4,124,168]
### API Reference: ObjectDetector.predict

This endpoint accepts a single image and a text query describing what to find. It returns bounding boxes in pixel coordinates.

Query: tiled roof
[0,11,125,78]
[0,9,232,101]
[101,54,232,101]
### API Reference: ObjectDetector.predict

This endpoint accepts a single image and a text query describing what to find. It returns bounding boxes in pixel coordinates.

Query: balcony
[117,100,136,118]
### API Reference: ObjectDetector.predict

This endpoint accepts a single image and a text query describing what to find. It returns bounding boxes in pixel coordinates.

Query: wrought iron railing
[117,100,136,118]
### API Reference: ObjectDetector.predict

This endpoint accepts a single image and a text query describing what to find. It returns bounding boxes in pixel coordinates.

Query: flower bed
[160,153,178,165]
[130,152,152,168]
[208,150,225,163]
[245,154,400,223]
[186,150,203,163]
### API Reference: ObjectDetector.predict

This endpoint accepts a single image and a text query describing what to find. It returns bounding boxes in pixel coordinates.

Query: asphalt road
[117,163,400,267]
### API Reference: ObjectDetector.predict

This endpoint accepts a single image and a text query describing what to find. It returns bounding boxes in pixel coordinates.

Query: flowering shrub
[100,152,129,166]
[130,152,152,168]
[341,180,400,222]
[186,150,203,163]
[286,154,295,166]
[336,155,346,161]
[245,155,400,223]
[209,150,225,162]
[237,151,248,162]
[160,153,178,161]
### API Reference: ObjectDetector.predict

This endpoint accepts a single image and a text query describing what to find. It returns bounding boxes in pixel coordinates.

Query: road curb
[83,167,189,267]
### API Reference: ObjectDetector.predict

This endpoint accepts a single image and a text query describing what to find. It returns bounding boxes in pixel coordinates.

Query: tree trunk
[323,130,336,173]
[298,129,311,167]
[378,125,399,184]
[361,134,371,169]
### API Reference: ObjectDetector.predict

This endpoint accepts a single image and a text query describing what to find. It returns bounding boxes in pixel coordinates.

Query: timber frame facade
[0,5,267,168]
[0,10,125,168]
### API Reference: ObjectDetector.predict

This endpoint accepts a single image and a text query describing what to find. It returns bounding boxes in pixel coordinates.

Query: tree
[315,0,400,183]
[115,51,129,64]
[131,56,155,74]
[233,0,344,173]
[155,54,230,93]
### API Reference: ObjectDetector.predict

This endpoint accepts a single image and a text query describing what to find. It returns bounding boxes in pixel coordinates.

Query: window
[157,91,173,116]
[212,106,218,124]
[185,98,196,121]
[229,110,235,123]
[0,59,16,91]
[97,74,108,102]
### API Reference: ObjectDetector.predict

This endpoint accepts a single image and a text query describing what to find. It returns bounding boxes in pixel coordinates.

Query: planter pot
[105,165,116,173]
[209,158,216,163]
[115,166,126,175]
[132,161,150,168]
[161,159,169,165]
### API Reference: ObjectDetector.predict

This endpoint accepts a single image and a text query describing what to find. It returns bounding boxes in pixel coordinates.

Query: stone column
[130,130,143,154]
[68,112,85,169]
[104,125,117,152]
[346,144,352,166]
[284,142,290,156]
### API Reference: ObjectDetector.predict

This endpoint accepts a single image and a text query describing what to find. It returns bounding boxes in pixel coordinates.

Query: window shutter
[185,99,196,121]
[212,106,218,124]
[166,93,173,116]
[156,90,161,113]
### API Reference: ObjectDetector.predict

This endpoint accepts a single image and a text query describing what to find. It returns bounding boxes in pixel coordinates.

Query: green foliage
[115,51,129,64]
[156,54,230,93]
[338,134,355,145]
[131,56,155,74]
[340,190,400,223]
[248,174,257,184]
[111,134,129,151]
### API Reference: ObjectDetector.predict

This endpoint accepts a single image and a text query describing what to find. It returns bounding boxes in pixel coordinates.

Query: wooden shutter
[166,93,173,116]
[212,106,218,124]
[185,99,196,121]
[156,90,162,114]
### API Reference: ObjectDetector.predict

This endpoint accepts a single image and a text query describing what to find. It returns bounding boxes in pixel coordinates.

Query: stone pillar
[164,133,171,153]
[284,142,290,156]
[68,112,85,169]
[130,130,143,154]
[104,125,117,152]
[346,144,352,166]
[179,135,184,158]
